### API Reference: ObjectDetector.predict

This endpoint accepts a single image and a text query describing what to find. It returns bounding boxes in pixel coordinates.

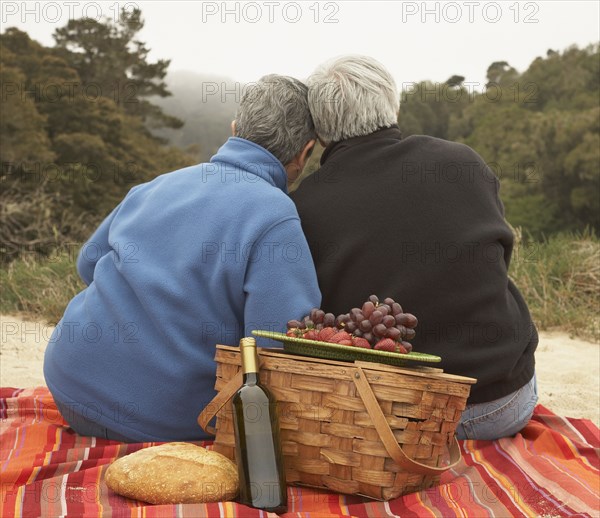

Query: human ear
[284,139,317,187]
[296,139,317,171]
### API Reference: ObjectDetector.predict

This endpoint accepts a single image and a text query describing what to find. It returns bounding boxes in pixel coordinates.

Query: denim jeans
[455,373,538,440]
[55,400,136,442]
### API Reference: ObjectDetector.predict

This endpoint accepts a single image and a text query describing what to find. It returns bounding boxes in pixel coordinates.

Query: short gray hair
[235,74,315,165]
[307,55,399,144]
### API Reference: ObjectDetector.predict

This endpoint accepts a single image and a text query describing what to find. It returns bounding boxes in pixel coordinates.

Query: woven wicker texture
[210,346,475,500]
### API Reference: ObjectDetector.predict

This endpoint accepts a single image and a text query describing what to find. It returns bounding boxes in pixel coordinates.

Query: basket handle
[352,365,461,475]
[197,370,244,435]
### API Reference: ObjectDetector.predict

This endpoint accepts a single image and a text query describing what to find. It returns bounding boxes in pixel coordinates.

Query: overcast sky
[2,1,599,88]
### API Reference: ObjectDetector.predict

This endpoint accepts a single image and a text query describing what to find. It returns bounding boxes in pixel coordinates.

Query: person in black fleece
[291,55,539,440]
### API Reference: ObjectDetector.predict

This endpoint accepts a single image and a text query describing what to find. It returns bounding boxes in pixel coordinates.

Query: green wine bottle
[232,337,287,513]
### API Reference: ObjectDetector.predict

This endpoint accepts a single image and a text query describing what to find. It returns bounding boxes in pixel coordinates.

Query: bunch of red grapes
[286,295,417,353]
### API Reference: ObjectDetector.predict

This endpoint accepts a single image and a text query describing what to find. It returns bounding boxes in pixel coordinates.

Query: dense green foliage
[0,10,194,262]
[398,45,600,237]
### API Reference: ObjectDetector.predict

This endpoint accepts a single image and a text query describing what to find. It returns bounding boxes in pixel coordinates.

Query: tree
[0,60,55,169]
[485,61,519,87]
[53,7,182,130]
[521,43,599,111]
[396,45,599,236]
[0,22,193,262]
[445,75,465,87]
[399,80,471,140]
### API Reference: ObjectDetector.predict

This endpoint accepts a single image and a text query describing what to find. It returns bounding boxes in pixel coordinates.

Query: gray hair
[235,74,315,165]
[307,55,399,144]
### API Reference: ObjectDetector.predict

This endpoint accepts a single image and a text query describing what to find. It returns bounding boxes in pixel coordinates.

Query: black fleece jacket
[291,126,537,403]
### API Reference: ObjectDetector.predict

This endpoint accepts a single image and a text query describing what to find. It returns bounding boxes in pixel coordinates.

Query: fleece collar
[210,137,288,193]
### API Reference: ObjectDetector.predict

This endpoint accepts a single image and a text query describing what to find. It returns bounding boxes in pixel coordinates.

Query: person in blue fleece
[44,75,321,442]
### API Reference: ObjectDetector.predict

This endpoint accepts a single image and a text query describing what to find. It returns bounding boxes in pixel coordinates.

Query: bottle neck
[243,371,259,385]
[240,337,260,384]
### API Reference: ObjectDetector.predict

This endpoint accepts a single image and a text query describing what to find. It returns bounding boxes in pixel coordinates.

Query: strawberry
[374,338,398,352]
[318,327,337,342]
[286,328,302,338]
[396,343,409,354]
[352,337,372,349]
[304,329,319,341]
[373,339,411,354]
[328,330,352,343]
[337,339,354,346]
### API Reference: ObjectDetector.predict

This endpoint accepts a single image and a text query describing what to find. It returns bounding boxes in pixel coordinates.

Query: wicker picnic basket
[198,345,476,501]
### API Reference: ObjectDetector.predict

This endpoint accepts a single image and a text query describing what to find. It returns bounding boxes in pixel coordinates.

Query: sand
[1,314,598,426]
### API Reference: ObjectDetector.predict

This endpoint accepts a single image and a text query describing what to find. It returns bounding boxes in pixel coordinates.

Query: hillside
[151,70,239,162]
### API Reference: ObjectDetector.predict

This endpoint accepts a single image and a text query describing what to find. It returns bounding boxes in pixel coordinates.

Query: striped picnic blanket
[1,387,598,517]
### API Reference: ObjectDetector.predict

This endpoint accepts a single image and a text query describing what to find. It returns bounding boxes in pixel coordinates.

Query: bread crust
[105,442,239,504]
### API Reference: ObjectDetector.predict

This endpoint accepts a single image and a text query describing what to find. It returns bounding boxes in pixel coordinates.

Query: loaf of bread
[105,442,239,504]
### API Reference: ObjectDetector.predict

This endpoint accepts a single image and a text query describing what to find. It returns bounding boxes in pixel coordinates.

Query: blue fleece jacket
[44,137,321,441]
